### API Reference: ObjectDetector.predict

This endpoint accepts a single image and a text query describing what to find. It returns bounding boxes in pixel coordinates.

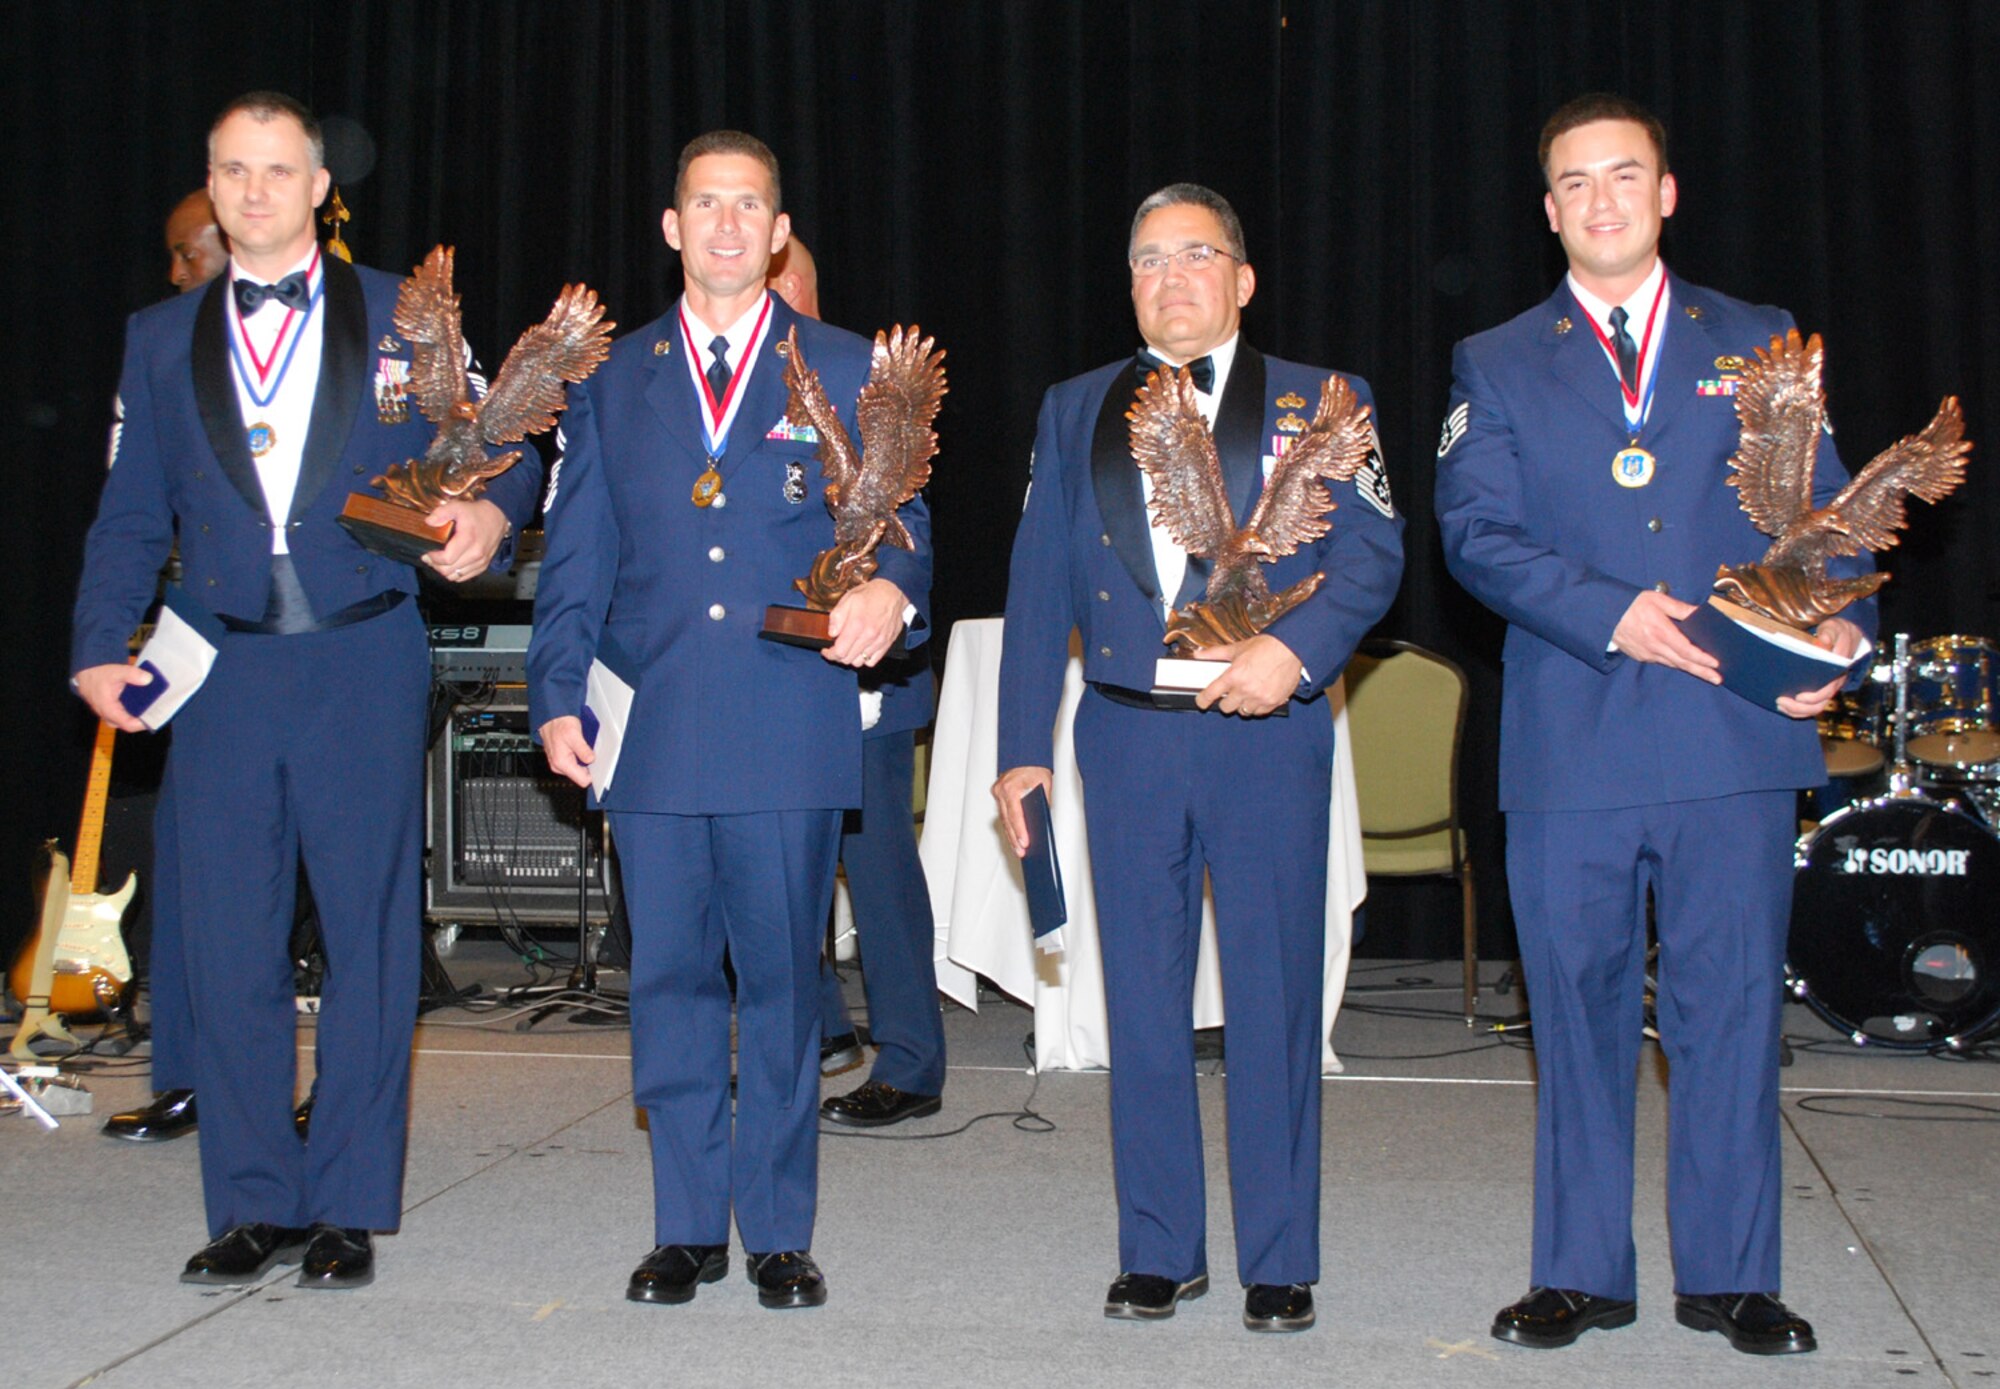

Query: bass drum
[1789,793,2000,1049]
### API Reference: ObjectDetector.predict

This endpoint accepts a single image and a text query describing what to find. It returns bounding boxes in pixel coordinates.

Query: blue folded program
[1020,783,1066,941]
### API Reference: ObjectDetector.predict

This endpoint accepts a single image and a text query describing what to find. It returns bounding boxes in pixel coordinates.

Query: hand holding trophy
[1677,329,1971,704]
[759,324,947,650]
[1125,364,1376,706]
[339,246,614,564]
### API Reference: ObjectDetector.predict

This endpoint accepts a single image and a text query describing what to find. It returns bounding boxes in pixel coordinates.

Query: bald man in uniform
[165,190,228,295]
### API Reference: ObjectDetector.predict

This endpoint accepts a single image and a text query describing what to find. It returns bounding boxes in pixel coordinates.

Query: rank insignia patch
[1355,428,1395,517]
[1436,400,1469,458]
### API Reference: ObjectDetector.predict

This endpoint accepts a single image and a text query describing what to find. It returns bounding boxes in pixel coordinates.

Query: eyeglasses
[1129,244,1237,277]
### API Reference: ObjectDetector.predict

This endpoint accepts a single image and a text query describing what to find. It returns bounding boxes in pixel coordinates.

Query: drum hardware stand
[1884,633,1925,800]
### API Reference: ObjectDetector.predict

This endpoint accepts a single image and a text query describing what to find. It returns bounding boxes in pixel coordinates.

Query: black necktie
[234,270,310,318]
[1608,305,1640,396]
[706,335,733,400]
[1136,348,1215,394]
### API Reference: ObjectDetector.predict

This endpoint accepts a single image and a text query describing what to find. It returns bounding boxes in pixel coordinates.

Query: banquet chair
[1342,639,1479,1024]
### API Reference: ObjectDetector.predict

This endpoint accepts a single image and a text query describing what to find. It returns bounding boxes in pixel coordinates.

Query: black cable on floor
[820,1038,1055,1142]
[1792,1093,2000,1122]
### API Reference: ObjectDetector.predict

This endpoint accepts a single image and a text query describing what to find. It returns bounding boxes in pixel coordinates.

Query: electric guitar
[9,715,136,1058]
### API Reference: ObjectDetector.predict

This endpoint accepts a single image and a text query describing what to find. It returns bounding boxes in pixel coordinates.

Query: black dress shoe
[293,1096,313,1139]
[296,1224,374,1289]
[105,1088,198,1142]
[819,1079,942,1127]
[627,1243,728,1305]
[1104,1271,1209,1321]
[1491,1287,1637,1348]
[745,1250,827,1309]
[1244,1282,1315,1332]
[820,1031,865,1077]
[1676,1292,1816,1355]
[180,1223,310,1285]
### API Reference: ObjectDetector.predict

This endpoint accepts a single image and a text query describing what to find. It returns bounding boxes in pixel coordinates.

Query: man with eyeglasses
[992,183,1402,1333]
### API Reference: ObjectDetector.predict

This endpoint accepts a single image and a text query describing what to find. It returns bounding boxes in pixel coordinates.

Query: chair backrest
[1341,640,1468,839]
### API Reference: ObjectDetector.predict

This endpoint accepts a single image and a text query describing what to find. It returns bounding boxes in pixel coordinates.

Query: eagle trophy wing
[782,326,862,506]
[1817,397,1971,557]
[1725,329,1826,537]
[1126,365,1235,560]
[1243,374,1374,557]
[392,245,470,428]
[477,283,615,445]
[849,325,947,554]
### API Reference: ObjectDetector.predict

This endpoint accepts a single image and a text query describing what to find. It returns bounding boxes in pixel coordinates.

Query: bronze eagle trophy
[339,245,614,566]
[1128,365,1376,653]
[1714,329,1970,629]
[760,324,947,650]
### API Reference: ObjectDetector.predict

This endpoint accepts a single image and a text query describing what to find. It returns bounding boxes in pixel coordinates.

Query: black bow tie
[1136,348,1215,394]
[234,270,311,318]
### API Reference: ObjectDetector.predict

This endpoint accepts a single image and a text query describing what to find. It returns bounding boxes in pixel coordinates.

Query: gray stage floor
[4,946,1997,1389]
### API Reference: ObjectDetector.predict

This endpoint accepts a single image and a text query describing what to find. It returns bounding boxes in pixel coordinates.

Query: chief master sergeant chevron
[1435,92,1873,1358]
[528,130,928,1312]
[992,182,1402,1334]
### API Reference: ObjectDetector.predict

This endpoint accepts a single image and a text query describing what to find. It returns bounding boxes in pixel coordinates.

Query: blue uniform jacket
[998,343,1404,771]
[71,257,541,673]
[1435,275,1877,813]
[527,293,932,814]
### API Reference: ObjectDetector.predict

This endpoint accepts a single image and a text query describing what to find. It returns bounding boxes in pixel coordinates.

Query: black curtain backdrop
[5,1,1996,966]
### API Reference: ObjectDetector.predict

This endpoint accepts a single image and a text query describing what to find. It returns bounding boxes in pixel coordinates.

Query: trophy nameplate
[338,493,454,565]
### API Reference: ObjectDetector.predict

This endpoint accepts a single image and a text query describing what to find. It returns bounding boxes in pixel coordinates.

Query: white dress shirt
[226,248,325,555]
[1567,258,1670,431]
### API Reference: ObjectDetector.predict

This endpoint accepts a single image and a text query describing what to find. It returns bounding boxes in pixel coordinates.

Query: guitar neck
[70,717,118,896]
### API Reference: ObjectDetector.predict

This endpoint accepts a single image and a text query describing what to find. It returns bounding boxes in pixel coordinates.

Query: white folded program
[125,604,221,729]
[583,658,635,796]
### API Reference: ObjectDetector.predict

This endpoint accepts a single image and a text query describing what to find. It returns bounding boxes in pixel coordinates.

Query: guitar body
[10,873,136,1016]
[7,713,138,1058]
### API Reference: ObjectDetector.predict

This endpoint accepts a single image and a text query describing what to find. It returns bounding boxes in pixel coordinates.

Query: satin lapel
[1173,344,1266,608]
[1087,361,1161,609]
[1548,285,1635,439]
[189,277,268,517]
[1637,277,1710,442]
[721,294,793,476]
[642,309,717,468]
[288,256,365,523]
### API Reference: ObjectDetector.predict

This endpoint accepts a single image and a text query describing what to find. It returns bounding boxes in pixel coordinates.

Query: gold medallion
[1611,445,1656,488]
[247,421,277,458]
[691,465,723,507]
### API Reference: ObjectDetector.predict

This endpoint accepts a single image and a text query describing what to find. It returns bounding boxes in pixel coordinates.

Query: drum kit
[1792,633,2000,1050]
